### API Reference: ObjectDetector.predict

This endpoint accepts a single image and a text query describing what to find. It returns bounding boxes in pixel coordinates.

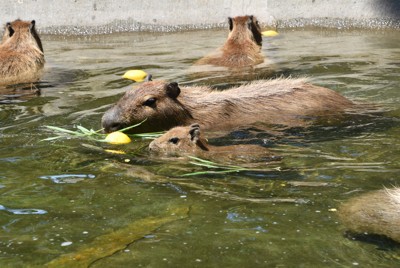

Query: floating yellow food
[105,131,131,144]
[122,70,148,82]
[262,30,279,37]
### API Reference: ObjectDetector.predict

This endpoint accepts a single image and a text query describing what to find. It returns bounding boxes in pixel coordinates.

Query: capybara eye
[143,98,156,107]
[169,137,179,144]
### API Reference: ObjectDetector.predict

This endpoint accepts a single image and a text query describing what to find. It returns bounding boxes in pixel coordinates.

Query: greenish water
[1,29,400,267]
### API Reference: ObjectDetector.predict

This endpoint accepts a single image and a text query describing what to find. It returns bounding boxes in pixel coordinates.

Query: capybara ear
[30,20,36,30]
[6,22,14,37]
[228,17,233,31]
[145,74,153,81]
[189,124,201,142]
[166,82,181,99]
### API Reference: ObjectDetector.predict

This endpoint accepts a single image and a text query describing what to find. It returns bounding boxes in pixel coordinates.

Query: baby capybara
[149,124,211,154]
[339,187,400,243]
[101,78,353,134]
[195,15,263,68]
[0,19,45,86]
[149,124,277,162]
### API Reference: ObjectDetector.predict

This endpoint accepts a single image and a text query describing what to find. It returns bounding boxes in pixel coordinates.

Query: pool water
[0,28,400,267]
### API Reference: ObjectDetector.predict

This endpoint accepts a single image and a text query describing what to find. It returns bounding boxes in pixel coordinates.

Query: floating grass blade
[181,156,249,177]
[42,119,163,142]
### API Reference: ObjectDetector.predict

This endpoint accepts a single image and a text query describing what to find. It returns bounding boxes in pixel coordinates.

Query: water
[1,29,400,267]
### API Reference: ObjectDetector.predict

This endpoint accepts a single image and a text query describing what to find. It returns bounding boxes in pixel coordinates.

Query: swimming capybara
[101,78,353,134]
[149,124,278,162]
[0,19,45,86]
[195,15,263,68]
[338,187,400,243]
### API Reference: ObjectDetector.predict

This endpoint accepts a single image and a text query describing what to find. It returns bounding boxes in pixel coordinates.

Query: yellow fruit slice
[105,131,132,144]
[122,70,148,82]
[262,30,279,37]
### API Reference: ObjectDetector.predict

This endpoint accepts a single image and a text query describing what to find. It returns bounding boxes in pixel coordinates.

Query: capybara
[149,124,278,163]
[195,15,263,68]
[101,78,353,134]
[0,19,45,86]
[339,187,400,243]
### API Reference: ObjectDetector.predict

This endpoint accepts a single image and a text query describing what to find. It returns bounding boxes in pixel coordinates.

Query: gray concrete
[2,0,400,34]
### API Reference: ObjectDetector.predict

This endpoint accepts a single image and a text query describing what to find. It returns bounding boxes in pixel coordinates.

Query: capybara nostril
[103,121,125,133]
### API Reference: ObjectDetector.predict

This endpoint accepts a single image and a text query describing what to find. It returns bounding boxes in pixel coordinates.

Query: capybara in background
[149,124,278,162]
[0,19,45,86]
[339,187,400,243]
[195,15,263,68]
[101,78,354,134]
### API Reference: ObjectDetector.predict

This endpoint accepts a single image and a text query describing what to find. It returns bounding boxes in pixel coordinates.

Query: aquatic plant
[42,120,163,142]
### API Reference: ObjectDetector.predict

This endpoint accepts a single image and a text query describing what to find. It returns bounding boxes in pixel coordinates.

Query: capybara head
[2,19,43,53]
[102,81,193,134]
[228,15,262,47]
[149,124,209,154]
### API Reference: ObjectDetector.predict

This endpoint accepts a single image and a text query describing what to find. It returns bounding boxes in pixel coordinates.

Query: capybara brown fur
[195,15,263,68]
[0,19,45,86]
[338,188,400,243]
[149,124,278,163]
[101,78,353,134]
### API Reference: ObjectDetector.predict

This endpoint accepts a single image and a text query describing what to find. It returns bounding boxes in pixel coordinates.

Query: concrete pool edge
[2,0,400,35]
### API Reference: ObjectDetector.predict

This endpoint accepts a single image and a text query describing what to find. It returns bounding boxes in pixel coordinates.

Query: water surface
[0,29,400,267]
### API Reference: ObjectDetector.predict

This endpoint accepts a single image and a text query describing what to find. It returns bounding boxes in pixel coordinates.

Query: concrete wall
[2,0,400,34]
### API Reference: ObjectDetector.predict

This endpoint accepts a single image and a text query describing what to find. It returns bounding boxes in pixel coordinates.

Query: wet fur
[0,19,45,86]
[339,187,400,243]
[195,15,264,68]
[149,124,276,162]
[102,78,353,134]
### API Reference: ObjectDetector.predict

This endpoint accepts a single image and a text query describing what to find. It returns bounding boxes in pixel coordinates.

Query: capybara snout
[101,81,191,133]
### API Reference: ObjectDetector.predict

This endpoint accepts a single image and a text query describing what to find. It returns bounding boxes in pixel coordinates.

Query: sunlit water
[0,29,400,267]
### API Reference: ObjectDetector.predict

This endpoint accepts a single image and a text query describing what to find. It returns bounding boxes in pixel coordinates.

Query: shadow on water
[345,231,400,251]
[0,67,89,104]
[210,109,400,148]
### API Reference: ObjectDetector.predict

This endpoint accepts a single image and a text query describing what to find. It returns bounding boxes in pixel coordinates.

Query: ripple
[39,174,96,184]
[0,204,47,215]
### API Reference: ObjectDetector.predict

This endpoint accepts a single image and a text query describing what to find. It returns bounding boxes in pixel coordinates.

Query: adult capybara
[0,19,45,86]
[339,188,400,243]
[149,124,278,162]
[195,15,263,68]
[101,78,353,134]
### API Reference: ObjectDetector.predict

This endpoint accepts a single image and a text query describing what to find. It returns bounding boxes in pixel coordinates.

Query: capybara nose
[101,108,125,133]
[103,122,124,133]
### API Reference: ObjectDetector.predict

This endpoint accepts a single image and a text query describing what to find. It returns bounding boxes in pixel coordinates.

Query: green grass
[42,120,163,142]
[181,156,249,176]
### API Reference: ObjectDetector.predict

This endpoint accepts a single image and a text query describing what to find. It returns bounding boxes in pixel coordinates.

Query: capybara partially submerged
[0,19,45,86]
[149,124,278,162]
[339,188,400,243]
[102,78,353,134]
[195,15,263,68]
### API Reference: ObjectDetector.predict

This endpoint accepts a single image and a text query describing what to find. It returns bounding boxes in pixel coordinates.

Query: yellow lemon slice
[105,131,132,144]
[122,70,148,82]
[262,30,279,37]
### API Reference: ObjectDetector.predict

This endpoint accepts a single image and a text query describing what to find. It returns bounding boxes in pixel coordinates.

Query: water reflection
[39,174,96,184]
